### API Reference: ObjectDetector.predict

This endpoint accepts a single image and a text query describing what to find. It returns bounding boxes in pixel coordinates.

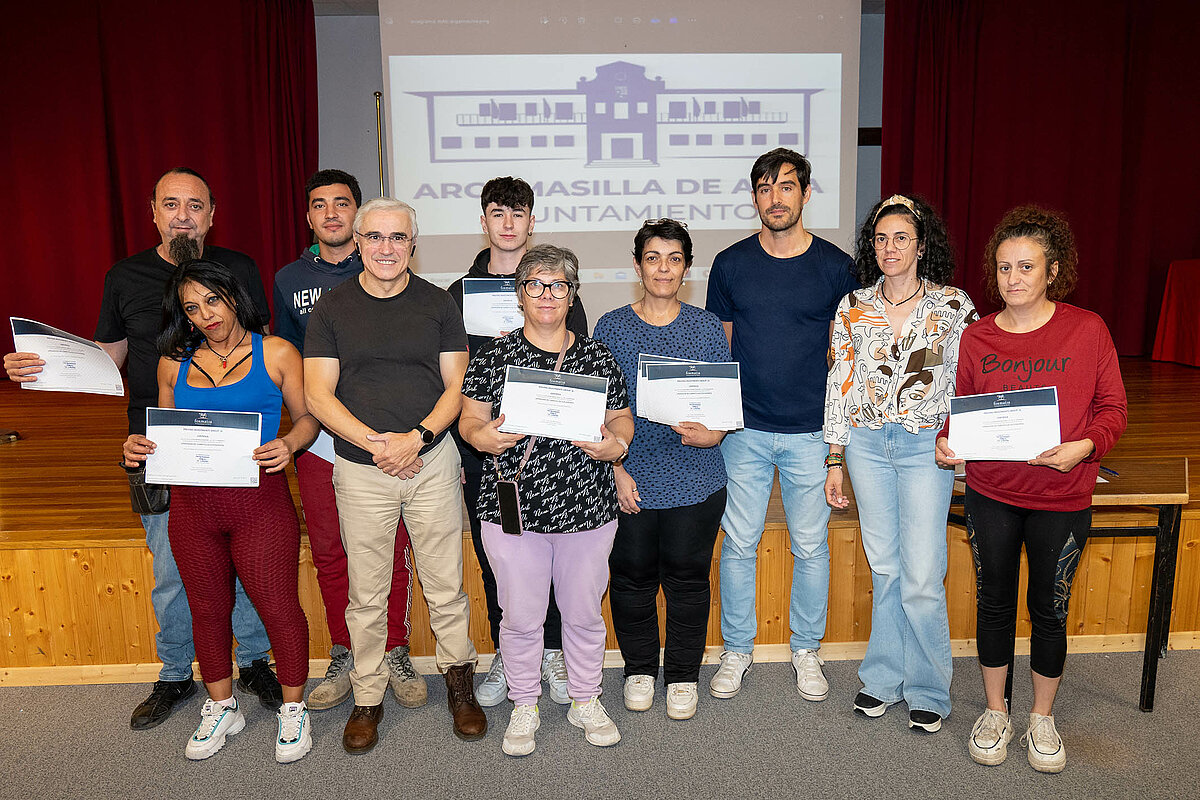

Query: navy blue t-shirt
[706,233,857,433]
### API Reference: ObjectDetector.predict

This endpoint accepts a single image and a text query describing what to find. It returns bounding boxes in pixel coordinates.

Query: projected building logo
[409,60,820,166]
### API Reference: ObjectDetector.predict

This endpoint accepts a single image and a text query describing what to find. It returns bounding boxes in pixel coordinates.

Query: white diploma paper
[10,317,124,396]
[497,366,608,442]
[145,408,262,487]
[949,387,1061,461]
[307,429,337,464]
[640,361,744,430]
[463,278,523,337]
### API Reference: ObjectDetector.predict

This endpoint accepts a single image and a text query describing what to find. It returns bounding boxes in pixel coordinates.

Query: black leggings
[965,486,1090,679]
[609,487,726,684]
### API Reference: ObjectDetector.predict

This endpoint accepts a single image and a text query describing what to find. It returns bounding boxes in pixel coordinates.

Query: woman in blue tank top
[122,260,318,764]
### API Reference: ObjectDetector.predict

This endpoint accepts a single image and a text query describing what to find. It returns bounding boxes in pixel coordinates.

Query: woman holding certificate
[824,195,977,734]
[936,206,1126,773]
[592,218,729,722]
[122,261,318,764]
[459,244,634,757]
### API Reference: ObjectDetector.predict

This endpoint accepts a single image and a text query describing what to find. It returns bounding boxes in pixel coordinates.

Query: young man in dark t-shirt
[446,177,584,707]
[3,168,280,728]
[273,170,422,712]
[304,198,484,753]
[705,149,858,704]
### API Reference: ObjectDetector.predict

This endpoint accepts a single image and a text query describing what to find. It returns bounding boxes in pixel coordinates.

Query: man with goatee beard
[4,167,279,730]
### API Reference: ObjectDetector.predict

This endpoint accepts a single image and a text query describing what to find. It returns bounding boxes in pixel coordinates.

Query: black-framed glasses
[873,232,916,251]
[355,230,411,246]
[520,279,571,299]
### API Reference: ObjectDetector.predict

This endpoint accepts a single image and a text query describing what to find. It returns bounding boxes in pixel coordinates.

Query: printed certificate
[949,387,1061,461]
[640,361,744,430]
[145,408,262,487]
[497,366,608,442]
[462,278,522,337]
[10,317,124,397]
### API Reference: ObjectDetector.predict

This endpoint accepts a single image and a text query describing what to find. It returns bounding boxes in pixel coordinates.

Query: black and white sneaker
[909,709,943,733]
[853,691,894,718]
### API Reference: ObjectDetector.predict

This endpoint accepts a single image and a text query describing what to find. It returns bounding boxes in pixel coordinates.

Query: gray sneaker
[541,649,571,704]
[385,646,428,708]
[476,651,508,707]
[306,645,352,711]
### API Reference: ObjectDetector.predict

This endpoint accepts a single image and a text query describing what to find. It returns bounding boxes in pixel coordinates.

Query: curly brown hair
[982,205,1078,304]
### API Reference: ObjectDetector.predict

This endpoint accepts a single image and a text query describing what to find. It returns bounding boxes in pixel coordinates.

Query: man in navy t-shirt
[705,148,858,703]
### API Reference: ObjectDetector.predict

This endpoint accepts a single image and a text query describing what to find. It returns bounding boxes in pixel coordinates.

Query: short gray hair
[354,197,419,240]
[514,244,580,302]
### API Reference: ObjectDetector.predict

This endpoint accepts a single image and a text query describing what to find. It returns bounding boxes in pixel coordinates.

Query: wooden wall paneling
[0,552,23,664]
[1105,537,1137,631]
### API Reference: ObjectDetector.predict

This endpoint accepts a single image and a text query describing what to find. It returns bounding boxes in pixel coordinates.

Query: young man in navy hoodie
[273,170,424,712]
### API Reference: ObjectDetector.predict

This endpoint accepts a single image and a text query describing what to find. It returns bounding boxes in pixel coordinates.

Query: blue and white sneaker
[185,698,245,760]
[275,701,312,763]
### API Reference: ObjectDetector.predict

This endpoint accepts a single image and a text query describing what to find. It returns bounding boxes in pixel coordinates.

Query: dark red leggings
[169,471,309,687]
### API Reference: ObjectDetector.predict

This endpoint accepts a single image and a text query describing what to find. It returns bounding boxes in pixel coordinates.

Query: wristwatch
[414,424,435,445]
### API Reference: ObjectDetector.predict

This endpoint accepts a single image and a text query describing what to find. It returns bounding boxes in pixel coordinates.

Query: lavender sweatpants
[481,520,618,705]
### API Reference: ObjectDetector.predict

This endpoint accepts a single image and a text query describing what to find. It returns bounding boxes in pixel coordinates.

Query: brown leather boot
[342,703,384,754]
[444,663,487,741]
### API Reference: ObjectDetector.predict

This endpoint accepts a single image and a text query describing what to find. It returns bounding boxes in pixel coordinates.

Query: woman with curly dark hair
[936,206,1126,773]
[823,194,977,733]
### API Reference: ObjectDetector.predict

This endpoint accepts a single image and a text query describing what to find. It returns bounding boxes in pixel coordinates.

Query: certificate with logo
[463,278,523,337]
[497,366,608,443]
[145,408,262,487]
[9,317,124,397]
[639,361,744,431]
[948,387,1061,461]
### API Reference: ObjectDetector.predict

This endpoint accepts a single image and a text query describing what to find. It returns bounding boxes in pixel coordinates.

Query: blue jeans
[845,424,953,716]
[719,428,830,652]
[142,510,271,681]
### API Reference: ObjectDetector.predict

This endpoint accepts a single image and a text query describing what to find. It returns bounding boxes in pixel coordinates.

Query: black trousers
[609,487,726,684]
[463,458,562,650]
[965,486,1090,679]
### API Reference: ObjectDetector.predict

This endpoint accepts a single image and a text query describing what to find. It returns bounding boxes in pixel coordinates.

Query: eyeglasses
[520,279,571,299]
[873,232,916,251]
[355,230,412,246]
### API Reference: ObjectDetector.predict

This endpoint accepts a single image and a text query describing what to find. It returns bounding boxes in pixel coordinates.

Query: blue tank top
[173,333,282,445]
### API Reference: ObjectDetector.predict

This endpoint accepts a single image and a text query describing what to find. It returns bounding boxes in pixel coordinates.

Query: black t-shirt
[304,273,468,465]
[461,331,629,533]
[94,245,271,435]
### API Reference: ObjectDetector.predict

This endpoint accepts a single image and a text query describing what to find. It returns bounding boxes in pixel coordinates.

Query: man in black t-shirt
[4,167,279,729]
[304,198,485,753]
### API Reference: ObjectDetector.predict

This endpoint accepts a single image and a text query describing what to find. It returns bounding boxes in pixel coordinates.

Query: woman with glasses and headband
[823,195,977,734]
[937,206,1126,773]
[459,244,634,756]
[592,219,729,722]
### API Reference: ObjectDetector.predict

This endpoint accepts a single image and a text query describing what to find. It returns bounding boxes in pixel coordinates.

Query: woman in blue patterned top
[594,219,730,722]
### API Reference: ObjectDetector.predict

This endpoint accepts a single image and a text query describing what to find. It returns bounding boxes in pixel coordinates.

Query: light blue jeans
[719,428,830,653]
[142,510,271,681]
[845,424,954,716]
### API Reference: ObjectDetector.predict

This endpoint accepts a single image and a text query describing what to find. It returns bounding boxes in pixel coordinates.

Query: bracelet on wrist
[824,453,845,470]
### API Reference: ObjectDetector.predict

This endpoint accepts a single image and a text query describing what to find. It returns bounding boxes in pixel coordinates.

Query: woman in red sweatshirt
[936,206,1127,774]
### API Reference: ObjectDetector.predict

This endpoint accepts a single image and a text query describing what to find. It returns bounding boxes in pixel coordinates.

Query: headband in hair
[874,194,921,224]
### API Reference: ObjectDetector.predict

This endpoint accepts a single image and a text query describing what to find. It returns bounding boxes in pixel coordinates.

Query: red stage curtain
[0,0,317,345]
[881,0,1200,355]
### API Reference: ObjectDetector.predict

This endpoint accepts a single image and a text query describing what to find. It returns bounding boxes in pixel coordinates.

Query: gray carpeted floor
[2,651,1198,799]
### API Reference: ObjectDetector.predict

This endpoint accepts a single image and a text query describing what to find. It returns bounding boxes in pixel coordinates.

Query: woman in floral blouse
[823,194,977,734]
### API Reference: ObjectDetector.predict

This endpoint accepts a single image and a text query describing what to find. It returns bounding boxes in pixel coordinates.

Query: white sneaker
[185,698,245,760]
[275,701,312,763]
[968,708,1015,766]
[666,682,698,720]
[541,649,570,704]
[1022,713,1066,773]
[502,704,540,757]
[476,651,508,708]
[306,644,352,711]
[567,697,621,746]
[791,649,828,701]
[623,675,655,712]
[709,651,753,699]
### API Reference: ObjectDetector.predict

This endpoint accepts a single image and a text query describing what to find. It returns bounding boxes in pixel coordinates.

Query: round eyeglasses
[873,232,916,251]
[520,279,571,299]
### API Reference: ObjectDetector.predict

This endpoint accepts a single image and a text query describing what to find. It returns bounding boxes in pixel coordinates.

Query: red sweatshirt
[943,303,1128,511]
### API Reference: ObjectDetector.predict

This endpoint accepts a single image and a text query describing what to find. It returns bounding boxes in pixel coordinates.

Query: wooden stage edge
[6,634,1200,688]
[2,357,1199,683]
